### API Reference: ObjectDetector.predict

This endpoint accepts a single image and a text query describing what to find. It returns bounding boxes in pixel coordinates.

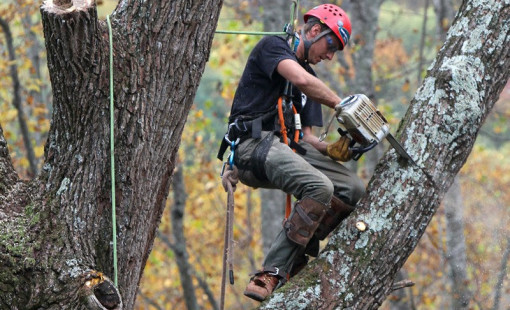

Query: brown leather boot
[243,271,282,302]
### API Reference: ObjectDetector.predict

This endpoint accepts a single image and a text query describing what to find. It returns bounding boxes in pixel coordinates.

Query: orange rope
[277,97,301,219]
[277,97,288,144]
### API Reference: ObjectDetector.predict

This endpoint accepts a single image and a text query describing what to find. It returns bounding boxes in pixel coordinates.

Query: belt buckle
[268,267,279,276]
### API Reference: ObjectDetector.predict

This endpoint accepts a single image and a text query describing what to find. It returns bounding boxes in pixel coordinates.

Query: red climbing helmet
[304,4,351,50]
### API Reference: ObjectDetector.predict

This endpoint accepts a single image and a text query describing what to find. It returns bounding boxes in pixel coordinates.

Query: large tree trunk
[0,0,222,309]
[261,0,510,308]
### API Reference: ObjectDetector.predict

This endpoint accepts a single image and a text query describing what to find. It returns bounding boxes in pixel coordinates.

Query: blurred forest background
[1,0,509,309]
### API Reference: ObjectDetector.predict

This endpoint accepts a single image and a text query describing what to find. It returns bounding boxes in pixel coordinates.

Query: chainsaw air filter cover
[336,94,390,146]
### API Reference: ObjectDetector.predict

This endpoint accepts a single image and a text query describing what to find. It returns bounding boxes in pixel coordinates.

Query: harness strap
[301,28,332,63]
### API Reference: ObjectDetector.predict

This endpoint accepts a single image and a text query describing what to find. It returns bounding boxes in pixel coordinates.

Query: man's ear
[309,23,322,38]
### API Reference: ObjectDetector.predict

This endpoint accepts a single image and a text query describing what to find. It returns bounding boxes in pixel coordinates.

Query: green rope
[106,14,118,287]
[215,1,299,37]
[215,30,286,36]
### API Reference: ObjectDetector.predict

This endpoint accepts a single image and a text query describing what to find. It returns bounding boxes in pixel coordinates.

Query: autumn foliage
[1,1,509,309]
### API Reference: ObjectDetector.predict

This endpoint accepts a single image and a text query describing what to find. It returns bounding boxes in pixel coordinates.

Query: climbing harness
[106,15,118,287]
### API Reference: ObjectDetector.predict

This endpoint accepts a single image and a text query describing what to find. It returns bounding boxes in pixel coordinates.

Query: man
[218,4,365,302]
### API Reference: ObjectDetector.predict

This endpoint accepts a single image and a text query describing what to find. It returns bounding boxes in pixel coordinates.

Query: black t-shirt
[229,36,323,128]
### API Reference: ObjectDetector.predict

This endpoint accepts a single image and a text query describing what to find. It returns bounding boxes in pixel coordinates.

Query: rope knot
[221,166,239,192]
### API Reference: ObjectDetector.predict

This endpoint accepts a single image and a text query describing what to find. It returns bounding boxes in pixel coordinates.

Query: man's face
[307,34,341,65]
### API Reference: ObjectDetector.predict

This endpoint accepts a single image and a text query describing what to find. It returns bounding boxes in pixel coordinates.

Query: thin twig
[391,279,415,292]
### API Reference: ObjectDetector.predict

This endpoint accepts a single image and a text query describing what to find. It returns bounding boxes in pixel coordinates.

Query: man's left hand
[326,136,352,161]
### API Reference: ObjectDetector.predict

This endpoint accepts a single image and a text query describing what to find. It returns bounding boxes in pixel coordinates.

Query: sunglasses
[325,35,341,53]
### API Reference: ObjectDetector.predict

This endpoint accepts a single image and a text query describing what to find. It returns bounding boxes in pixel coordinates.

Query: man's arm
[301,126,328,154]
[277,59,341,109]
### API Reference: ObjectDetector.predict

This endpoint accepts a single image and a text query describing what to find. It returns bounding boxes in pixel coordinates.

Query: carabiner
[228,142,235,169]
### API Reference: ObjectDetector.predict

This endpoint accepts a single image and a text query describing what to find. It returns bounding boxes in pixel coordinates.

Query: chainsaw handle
[350,141,378,160]
[337,127,348,137]
[337,128,377,161]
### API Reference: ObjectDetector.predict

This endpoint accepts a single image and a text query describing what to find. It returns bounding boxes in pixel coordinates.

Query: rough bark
[0,0,223,309]
[261,0,510,308]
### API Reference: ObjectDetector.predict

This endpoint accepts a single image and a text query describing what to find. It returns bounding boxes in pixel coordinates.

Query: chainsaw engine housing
[337,94,390,146]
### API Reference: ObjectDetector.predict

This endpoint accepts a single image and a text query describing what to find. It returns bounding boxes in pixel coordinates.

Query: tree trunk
[444,176,470,309]
[0,0,222,309]
[432,0,457,41]
[349,0,386,179]
[492,236,510,310]
[349,0,385,100]
[261,0,510,308]
[417,0,430,85]
[170,162,198,310]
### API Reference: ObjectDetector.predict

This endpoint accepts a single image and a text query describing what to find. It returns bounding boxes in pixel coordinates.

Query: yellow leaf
[1,109,18,121]
[33,106,48,117]
[19,157,29,168]
[26,83,40,92]
[34,145,45,158]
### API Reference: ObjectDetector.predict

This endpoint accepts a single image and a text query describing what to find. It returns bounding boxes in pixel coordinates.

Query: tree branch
[391,279,415,292]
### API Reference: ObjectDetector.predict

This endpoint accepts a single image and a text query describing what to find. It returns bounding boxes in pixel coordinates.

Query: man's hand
[326,136,352,161]
[334,101,343,113]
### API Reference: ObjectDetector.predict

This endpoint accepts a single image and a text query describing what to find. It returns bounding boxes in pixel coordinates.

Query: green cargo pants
[234,131,365,275]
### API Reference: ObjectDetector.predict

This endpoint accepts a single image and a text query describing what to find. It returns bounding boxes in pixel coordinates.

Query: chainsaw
[320,94,414,162]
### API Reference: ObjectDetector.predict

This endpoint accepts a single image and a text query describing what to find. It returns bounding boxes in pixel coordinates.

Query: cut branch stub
[80,271,123,310]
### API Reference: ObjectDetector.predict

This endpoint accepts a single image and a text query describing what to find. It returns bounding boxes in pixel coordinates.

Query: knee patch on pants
[315,196,355,240]
[284,197,328,247]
